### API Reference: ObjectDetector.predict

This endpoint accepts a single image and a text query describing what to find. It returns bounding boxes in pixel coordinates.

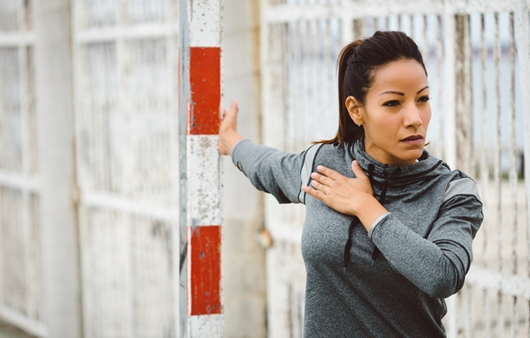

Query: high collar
[347,137,444,184]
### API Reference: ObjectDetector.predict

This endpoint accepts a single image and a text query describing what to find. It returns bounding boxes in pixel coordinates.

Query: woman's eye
[418,96,431,103]
[383,100,400,107]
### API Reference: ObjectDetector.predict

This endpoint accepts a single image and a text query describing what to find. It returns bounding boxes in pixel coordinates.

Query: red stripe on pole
[189,225,222,316]
[188,47,221,135]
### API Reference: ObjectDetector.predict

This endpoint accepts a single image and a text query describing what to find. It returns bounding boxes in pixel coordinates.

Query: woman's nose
[403,105,422,128]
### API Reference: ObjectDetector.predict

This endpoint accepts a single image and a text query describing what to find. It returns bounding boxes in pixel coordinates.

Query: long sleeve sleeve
[370,177,483,298]
[232,139,320,204]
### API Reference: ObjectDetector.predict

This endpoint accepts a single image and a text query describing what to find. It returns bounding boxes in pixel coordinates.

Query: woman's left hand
[219,100,243,155]
[302,160,374,216]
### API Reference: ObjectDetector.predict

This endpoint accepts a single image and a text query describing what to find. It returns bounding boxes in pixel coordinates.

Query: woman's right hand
[218,100,243,155]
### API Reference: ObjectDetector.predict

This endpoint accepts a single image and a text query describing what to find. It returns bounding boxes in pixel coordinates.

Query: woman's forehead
[370,59,428,94]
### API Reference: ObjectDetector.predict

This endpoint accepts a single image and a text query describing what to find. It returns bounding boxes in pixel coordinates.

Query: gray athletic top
[232,137,483,337]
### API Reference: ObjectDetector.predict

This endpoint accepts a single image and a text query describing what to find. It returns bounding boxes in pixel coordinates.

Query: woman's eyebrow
[417,86,429,94]
[378,86,429,97]
[378,91,404,96]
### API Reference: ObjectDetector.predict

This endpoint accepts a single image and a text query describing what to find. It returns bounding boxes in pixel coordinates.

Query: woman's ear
[345,96,363,126]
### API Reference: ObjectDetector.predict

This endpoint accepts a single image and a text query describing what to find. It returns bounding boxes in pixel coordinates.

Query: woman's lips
[401,135,423,143]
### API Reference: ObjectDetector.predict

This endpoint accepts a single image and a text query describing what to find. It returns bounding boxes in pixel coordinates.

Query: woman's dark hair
[319,31,427,147]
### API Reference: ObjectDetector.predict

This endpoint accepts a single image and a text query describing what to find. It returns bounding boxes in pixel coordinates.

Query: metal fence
[0,0,226,336]
[260,0,530,336]
[0,0,43,336]
[72,0,181,336]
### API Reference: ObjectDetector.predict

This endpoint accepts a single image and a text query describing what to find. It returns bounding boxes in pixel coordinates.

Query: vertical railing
[72,0,181,336]
[261,0,530,337]
[460,7,530,336]
[0,0,44,336]
[179,0,224,336]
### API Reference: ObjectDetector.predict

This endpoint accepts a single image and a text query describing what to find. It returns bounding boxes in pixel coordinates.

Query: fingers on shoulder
[302,185,325,201]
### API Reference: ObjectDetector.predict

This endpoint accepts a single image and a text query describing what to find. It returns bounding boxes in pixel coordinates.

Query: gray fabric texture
[232,138,483,338]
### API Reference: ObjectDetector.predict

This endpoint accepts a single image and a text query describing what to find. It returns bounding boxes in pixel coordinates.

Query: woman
[219,31,483,337]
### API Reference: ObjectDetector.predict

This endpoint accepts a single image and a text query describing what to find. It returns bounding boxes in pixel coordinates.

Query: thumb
[351,160,367,179]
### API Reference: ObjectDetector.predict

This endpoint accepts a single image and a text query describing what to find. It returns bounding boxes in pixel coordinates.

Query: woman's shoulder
[422,159,481,204]
[307,142,349,163]
[304,142,354,177]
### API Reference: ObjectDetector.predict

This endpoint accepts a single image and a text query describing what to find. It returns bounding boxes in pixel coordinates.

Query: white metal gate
[260,0,530,336]
[0,0,43,336]
[0,0,226,336]
[71,1,181,336]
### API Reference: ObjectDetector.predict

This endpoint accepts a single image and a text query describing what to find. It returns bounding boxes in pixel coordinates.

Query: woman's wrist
[353,194,388,232]
[220,131,243,155]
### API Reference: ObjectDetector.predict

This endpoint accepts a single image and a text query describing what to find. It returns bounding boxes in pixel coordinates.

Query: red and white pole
[179,0,223,336]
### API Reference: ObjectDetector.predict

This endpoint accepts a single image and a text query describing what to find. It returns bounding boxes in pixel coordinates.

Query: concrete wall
[222,0,267,337]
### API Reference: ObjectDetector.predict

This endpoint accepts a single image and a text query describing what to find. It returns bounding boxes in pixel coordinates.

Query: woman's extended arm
[218,100,314,204]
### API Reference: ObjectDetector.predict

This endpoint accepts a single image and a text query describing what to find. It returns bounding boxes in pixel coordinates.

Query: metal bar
[435,15,444,159]
[16,0,33,321]
[300,20,309,149]
[508,11,519,338]
[165,0,180,335]
[479,13,491,337]
[443,13,457,170]
[455,15,472,172]
[513,0,530,334]
[321,18,332,140]
[288,21,299,152]
[339,0,353,46]
[178,0,189,336]
[0,33,34,46]
[0,305,47,337]
[76,23,179,44]
[115,1,134,335]
[479,14,489,268]
[0,172,39,191]
[464,15,472,175]
[80,192,178,223]
[493,12,504,338]
[309,19,318,146]
[264,0,517,24]
[421,15,428,62]
[467,267,530,300]
[69,1,87,333]
[466,285,474,337]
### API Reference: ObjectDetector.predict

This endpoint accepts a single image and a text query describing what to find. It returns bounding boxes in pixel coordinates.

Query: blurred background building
[0,0,529,337]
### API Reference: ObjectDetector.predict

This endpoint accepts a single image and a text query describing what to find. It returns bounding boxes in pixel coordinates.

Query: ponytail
[318,39,365,147]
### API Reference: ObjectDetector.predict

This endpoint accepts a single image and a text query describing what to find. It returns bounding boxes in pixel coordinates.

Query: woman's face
[347,59,431,166]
